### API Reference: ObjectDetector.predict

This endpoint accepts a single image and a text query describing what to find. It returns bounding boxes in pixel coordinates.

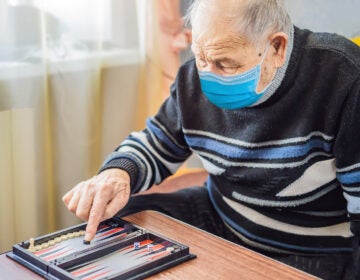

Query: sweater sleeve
[99,82,192,194]
[334,77,360,235]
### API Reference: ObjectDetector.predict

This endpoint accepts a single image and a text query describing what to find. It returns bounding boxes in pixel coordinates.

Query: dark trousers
[117,187,355,280]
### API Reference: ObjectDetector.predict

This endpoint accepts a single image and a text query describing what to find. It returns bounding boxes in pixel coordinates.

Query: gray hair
[185,0,292,46]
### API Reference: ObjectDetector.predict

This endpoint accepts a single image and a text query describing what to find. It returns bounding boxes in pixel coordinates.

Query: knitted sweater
[101,26,360,254]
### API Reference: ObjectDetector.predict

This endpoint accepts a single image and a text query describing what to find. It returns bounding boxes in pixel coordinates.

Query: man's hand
[62,168,131,243]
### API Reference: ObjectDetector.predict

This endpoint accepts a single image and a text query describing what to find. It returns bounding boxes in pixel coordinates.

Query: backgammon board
[7,217,196,279]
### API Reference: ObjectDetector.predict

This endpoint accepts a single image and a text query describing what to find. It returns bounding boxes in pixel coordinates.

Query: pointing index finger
[83,197,107,244]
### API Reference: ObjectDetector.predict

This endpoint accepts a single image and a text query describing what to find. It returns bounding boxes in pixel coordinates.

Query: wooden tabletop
[1,211,318,280]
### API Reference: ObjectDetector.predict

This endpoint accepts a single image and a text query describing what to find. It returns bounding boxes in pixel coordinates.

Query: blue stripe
[185,135,332,160]
[207,183,351,253]
[146,119,189,157]
[337,170,360,184]
[122,138,173,174]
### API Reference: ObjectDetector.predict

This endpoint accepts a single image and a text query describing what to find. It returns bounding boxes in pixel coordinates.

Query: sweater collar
[251,25,295,107]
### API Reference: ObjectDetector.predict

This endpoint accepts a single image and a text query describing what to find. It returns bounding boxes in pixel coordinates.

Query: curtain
[135,0,191,126]
[0,0,163,252]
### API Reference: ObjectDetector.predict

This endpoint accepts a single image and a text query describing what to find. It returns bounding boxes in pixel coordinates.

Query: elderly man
[63,0,360,279]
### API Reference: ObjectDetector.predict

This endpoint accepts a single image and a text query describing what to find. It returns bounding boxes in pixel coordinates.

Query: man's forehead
[192,31,250,52]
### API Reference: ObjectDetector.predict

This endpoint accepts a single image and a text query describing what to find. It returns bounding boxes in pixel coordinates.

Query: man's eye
[218,63,239,74]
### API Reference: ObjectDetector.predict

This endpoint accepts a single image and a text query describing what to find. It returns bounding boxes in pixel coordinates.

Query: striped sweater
[101,26,360,254]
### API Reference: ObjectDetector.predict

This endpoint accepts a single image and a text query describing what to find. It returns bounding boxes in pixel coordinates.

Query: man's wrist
[99,158,138,188]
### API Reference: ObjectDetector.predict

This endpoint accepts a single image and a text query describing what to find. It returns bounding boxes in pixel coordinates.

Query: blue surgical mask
[199,44,271,110]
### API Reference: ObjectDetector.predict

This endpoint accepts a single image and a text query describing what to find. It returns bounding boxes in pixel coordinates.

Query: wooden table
[0,211,318,280]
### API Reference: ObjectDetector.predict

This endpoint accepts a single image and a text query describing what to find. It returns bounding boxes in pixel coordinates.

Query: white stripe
[125,134,183,175]
[223,196,352,237]
[342,186,360,192]
[196,150,332,169]
[183,129,333,148]
[151,117,188,149]
[132,131,184,160]
[146,130,179,158]
[277,159,336,197]
[121,140,163,185]
[231,182,338,207]
[343,193,360,214]
[199,157,225,175]
[337,162,360,173]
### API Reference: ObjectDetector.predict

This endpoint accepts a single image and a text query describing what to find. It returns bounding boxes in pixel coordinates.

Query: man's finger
[67,190,81,213]
[76,191,95,221]
[83,196,108,243]
[62,189,74,206]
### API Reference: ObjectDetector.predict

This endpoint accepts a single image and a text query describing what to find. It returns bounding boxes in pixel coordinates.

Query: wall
[285,0,360,38]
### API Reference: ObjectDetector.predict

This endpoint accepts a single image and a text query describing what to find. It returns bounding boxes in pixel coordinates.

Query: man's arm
[63,65,193,242]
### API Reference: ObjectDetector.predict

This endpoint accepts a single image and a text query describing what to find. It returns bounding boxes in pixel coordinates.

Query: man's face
[191,3,279,93]
[192,32,264,76]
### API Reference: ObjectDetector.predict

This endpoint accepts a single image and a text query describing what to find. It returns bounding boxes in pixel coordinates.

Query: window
[0,0,140,63]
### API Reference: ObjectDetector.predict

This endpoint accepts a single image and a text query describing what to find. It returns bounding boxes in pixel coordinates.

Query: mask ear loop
[259,42,271,65]
[255,43,272,94]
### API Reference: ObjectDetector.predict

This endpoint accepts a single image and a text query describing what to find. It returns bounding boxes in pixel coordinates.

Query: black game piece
[83,239,91,245]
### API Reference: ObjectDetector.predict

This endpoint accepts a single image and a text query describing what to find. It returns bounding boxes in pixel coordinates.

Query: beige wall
[285,0,360,38]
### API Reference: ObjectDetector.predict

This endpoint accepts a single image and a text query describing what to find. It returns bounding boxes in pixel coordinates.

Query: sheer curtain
[0,0,162,252]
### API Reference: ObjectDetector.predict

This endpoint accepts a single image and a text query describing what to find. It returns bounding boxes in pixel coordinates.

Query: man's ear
[269,32,288,68]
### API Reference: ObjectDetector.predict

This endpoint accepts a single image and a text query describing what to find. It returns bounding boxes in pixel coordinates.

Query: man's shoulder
[176,58,198,83]
[296,27,360,69]
[179,57,197,72]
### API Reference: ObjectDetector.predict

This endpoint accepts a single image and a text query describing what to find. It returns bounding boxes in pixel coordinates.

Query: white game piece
[166,247,175,253]
[28,238,35,252]
[61,235,68,241]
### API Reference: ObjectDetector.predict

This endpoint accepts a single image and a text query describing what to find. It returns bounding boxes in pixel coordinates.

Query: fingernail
[83,234,91,245]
